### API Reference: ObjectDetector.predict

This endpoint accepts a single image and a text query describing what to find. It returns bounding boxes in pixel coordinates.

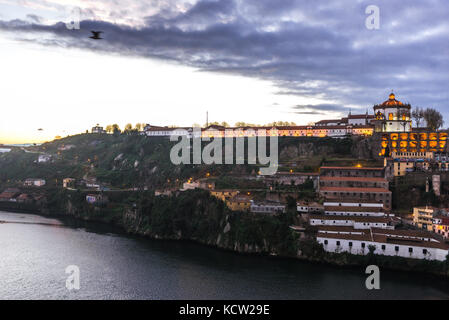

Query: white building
[323,200,384,208]
[297,202,324,213]
[182,181,200,190]
[317,227,448,261]
[310,215,394,230]
[373,93,412,133]
[91,125,106,134]
[24,178,46,187]
[38,154,51,163]
[144,125,197,138]
[250,201,286,214]
[323,206,386,217]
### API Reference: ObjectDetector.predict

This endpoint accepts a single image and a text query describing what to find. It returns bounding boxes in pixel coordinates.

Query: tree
[105,125,113,133]
[112,124,121,135]
[135,123,143,131]
[423,108,444,131]
[412,107,425,128]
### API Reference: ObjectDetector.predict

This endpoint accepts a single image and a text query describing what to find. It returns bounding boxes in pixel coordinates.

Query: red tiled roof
[320,166,384,171]
[348,114,375,119]
[311,215,390,223]
[320,176,387,182]
[324,206,385,213]
[276,172,319,176]
[320,186,391,193]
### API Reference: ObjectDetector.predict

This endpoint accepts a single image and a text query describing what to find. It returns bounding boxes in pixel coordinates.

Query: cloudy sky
[0,0,448,143]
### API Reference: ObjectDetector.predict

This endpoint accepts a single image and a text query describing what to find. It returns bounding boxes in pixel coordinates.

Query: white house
[24,178,46,187]
[317,228,448,261]
[310,215,394,230]
[297,202,324,213]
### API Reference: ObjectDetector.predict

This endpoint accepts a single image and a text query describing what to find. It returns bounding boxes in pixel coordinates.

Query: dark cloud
[1,0,449,123]
[293,111,326,115]
[26,14,43,24]
[293,104,349,113]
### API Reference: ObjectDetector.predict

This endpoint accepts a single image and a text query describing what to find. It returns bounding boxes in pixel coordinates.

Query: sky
[0,0,448,144]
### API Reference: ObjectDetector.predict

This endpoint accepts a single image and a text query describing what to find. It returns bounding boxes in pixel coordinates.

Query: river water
[0,210,448,300]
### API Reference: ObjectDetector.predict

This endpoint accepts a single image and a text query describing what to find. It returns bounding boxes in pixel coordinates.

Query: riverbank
[4,188,449,279]
[3,208,449,299]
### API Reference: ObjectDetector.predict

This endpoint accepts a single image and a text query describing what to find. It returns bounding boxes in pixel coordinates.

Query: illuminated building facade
[373,93,412,133]
[371,93,448,157]
[379,131,448,156]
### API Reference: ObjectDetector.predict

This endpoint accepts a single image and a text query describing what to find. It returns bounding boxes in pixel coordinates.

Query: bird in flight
[37,128,43,131]
[89,31,103,40]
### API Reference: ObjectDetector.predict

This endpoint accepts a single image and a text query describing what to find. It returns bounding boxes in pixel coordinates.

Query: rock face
[277,136,378,161]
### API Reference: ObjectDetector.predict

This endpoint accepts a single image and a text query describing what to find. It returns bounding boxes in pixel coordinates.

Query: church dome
[374,92,410,109]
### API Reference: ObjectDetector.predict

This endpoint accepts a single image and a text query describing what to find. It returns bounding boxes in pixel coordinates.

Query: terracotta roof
[316,226,368,234]
[324,206,385,213]
[324,199,384,204]
[228,195,251,203]
[275,172,319,176]
[315,119,342,124]
[348,114,375,119]
[320,176,387,183]
[320,186,391,193]
[320,166,384,171]
[374,93,411,110]
[371,228,440,240]
[310,215,391,223]
[16,193,31,200]
[0,192,18,199]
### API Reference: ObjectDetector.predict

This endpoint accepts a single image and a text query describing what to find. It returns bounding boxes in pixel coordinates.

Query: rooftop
[320,166,384,171]
[310,215,391,223]
[320,176,387,183]
[320,186,391,193]
[324,206,385,213]
[374,93,411,110]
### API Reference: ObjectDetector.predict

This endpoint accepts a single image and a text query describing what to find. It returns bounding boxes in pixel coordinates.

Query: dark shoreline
[3,208,449,289]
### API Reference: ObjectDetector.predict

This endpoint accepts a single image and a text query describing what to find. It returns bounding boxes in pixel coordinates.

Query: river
[1,210,448,300]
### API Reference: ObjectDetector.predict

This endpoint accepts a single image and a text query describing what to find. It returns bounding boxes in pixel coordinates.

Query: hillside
[0,133,380,191]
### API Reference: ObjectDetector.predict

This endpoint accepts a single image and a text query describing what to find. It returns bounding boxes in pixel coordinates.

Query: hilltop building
[372,93,412,132]
[140,93,448,160]
[318,166,392,209]
[91,125,106,134]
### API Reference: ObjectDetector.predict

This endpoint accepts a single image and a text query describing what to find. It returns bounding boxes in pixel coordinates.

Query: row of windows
[323,240,428,254]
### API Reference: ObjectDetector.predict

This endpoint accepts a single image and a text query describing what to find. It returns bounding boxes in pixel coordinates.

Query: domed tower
[373,93,412,132]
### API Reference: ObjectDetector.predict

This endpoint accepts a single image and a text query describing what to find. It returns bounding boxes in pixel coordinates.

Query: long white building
[310,215,395,230]
[316,227,449,261]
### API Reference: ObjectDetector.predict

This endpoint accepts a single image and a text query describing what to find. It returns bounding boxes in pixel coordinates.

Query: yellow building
[386,152,434,176]
[210,189,240,201]
[226,195,252,212]
[413,206,438,231]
